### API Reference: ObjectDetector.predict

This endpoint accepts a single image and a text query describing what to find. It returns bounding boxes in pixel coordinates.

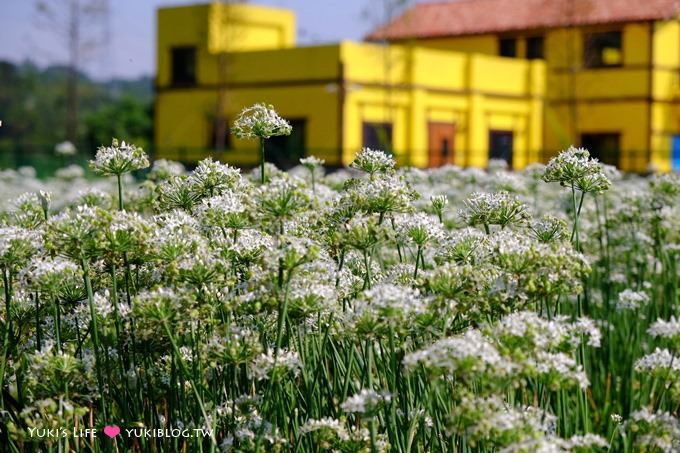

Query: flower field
[1,141,679,452]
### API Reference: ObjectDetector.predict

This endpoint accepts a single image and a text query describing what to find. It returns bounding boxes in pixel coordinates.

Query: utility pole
[35,0,106,144]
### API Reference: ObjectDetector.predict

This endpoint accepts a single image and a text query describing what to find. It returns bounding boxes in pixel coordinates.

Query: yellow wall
[157,3,296,87]
[402,35,498,55]
[156,3,680,172]
[207,3,295,54]
[156,31,544,169]
[338,43,544,168]
[157,5,209,88]
[651,19,680,171]
[401,20,680,172]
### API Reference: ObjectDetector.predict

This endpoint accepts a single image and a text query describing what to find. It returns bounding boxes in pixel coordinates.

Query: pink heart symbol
[103,425,120,438]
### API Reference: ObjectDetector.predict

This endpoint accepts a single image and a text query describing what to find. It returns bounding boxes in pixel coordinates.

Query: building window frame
[581,132,621,167]
[526,35,545,60]
[583,30,623,68]
[170,46,197,87]
[488,129,514,168]
[499,37,517,58]
[362,121,393,152]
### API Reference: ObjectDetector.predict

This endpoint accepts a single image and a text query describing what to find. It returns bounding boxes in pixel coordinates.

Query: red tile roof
[367,0,680,40]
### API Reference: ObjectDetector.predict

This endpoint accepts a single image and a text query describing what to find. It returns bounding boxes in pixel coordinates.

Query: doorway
[428,122,456,167]
[489,130,514,168]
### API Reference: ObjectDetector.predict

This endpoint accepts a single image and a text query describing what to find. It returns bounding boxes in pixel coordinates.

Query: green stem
[260,137,266,184]
[35,292,41,350]
[52,294,61,353]
[117,174,124,211]
[413,245,422,280]
[570,185,585,251]
[275,270,293,353]
[363,250,372,290]
[365,339,378,453]
[162,321,218,449]
[81,258,108,421]
[0,268,12,409]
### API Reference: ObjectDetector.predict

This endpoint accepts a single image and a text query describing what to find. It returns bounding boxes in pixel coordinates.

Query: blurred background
[2,0,680,176]
[0,0,401,176]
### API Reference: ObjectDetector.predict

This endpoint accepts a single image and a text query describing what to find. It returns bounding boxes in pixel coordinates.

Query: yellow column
[409,87,427,167]
[527,59,546,167]
[467,56,487,168]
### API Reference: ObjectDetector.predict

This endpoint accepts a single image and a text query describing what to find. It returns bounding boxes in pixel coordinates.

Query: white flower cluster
[395,212,446,246]
[403,330,509,376]
[350,148,395,175]
[299,417,349,439]
[54,141,76,156]
[250,348,301,381]
[635,348,680,373]
[459,191,529,229]
[616,289,650,311]
[648,316,680,341]
[232,103,292,140]
[89,139,150,176]
[300,156,325,168]
[542,146,611,194]
[340,389,391,415]
[493,311,601,349]
[348,283,427,336]
[627,409,680,453]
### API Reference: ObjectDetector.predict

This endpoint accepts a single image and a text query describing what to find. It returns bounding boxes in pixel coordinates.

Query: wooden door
[428,122,456,167]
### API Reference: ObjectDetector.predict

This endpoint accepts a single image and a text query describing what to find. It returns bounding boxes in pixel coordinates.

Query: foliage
[0,60,152,155]
[0,143,679,452]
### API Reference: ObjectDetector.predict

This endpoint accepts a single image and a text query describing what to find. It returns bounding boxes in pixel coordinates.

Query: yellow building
[155,1,680,171]
[369,0,680,172]
[155,2,544,169]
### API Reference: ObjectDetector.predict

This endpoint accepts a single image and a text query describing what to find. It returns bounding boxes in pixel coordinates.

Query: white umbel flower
[90,138,149,176]
[648,316,680,341]
[232,103,292,139]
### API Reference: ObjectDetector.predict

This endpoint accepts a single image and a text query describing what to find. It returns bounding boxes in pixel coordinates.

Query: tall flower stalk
[542,146,611,251]
[232,103,292,184]
[89,138,150,210]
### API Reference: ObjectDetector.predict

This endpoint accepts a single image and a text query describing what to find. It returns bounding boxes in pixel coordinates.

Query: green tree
[84,95,153,152]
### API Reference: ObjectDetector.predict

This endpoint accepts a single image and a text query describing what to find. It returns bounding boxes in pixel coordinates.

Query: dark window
[499,38,517,58]
[171,46,197,86]
[584,31,622,68]
[265,119,305,169]
[527,36,544,59]
[581,133,620,167]
[362,122,393,152]
[489,130,514,168]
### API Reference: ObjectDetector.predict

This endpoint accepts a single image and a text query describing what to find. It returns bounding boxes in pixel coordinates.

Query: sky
[0,0,407,80]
